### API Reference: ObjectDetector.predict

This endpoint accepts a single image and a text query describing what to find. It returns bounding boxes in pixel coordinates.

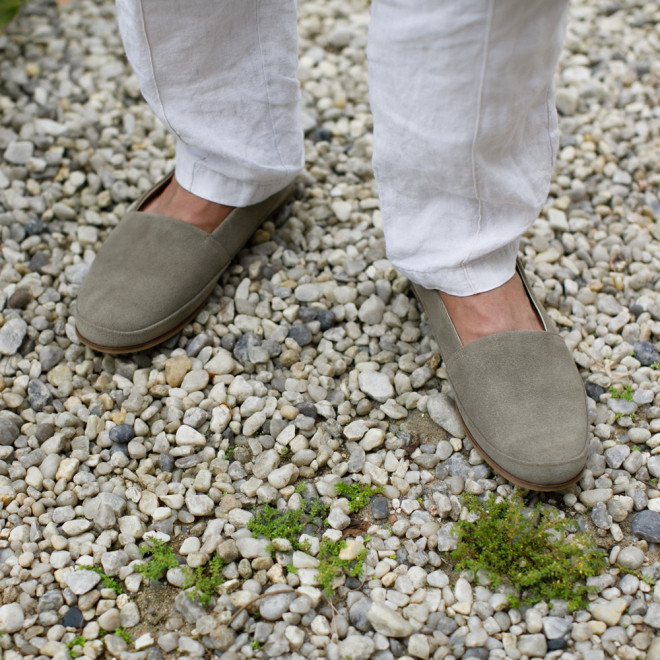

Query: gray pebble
[259,586,297,620]
[340,636,375,660]
[348,445,366,472]
[604,445,630,469]
[644,603,660,630]
[427,393,465,438]
[158,454,175,472]
[358,295,386,325]
[4,140,34,164]
[27,380,52,411]
[0,418,20,446]
[358,370,394,402]
[327,508,351,530]
[62,606,84,628]
[109,424,135,444]
[294,283,321,302]
[0,317,27,355]
[543,616,571,640]
[633,341,660,366]
[0,603,25,633]
[174,591,207,623]
[349,597,373,632]
[591,502,612,529]
[186,333,212,356]
[288,324,313,346]
[632,510,660,543]
[40,345,64,371]
[233,332,261,362]
[66,569,101,595]
[517,634,547,657]
[371,496,389,519]
[648,455,660,478]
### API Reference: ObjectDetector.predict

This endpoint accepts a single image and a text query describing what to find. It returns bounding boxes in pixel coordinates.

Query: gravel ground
[1,0,660,658]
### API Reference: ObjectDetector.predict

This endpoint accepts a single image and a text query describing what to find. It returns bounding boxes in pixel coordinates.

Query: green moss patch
[451,492,606,610]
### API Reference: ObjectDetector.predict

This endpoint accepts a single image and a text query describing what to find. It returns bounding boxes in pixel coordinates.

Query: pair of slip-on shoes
[413,265,588,492]
[77,174,586,490]
[75,173,293,353]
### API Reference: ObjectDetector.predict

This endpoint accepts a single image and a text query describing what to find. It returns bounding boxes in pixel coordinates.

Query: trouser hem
[175,142,302,207]
[397,240,520,296]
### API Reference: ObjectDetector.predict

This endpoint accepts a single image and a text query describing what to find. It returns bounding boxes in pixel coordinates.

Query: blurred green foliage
[1,0,25,27]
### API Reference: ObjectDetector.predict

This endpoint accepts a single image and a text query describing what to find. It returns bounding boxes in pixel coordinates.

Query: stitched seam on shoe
[204,232,232,266]
[255,1,291,180]
[461,0,494,294]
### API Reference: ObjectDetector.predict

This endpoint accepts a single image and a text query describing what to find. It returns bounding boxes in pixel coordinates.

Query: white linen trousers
[116,0,569,296]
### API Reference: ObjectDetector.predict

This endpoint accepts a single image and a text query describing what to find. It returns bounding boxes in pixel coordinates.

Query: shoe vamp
[78,213,229,332]
[446,331,588,466]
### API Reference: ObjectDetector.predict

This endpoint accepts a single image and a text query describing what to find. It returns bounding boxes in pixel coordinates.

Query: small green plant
[334,482,382,513]
[651,362,659,369]
[317,537,367,596]
[619,565,656,586]
[451,492,606,611]
[0,0,25,27]
[614,412,624,421]
[78,565,123,594]
[252,640,262,650]
[630,412,637,421]
[609,384,633,401]
[295,482,306,494]
[183,554,225,606]
[279,446,289,456]
[247,500,329,550]
[66,636,86,658]
[248,497,372,596]
[134,538,179,581]
[114,628,131,643]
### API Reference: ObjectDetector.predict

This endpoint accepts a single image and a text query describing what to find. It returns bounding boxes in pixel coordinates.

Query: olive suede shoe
[75,174,293,353]
[413,262,588,491]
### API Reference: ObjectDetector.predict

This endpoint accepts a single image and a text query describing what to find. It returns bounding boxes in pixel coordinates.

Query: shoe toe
[76,212,228,350]
[448,331,588,489]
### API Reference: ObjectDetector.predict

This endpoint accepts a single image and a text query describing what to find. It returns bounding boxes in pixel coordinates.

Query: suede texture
[412,264,588,489]
[76,176,292,350]
[449,332,588,486]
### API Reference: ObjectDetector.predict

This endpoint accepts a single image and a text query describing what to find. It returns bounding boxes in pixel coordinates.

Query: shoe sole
[76,299,208,354]
[456,408,583,492]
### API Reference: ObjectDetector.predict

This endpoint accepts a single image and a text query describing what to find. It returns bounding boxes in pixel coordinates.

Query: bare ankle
[439,273,543,345]
[142,176,234,233]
